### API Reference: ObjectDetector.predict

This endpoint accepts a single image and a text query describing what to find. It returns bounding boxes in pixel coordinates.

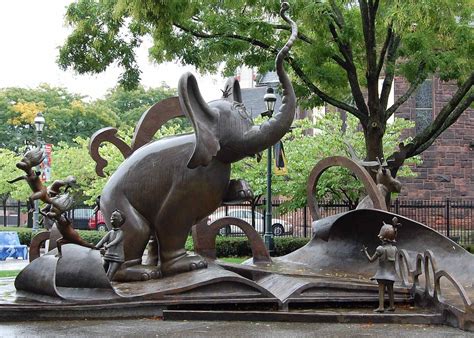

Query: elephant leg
[143,233,159,266]
[156,211,207,276]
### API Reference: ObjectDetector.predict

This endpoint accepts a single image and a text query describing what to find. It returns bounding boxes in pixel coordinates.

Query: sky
[0,1,226,101]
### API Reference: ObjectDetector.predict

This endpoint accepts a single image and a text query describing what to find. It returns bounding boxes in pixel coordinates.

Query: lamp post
[32,112,45,231]
[262,87,277,252]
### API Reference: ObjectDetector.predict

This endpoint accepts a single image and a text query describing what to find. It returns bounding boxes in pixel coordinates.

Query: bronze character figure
[362,217,400,312]
[95,209,126,280]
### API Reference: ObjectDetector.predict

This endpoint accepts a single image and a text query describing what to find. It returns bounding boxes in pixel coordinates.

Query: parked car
[70,208,95,230]
[210,208,293,236]
[88,210,107,231]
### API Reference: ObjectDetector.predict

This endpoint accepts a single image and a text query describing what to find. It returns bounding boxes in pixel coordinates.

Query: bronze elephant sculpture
[90,3,297,280]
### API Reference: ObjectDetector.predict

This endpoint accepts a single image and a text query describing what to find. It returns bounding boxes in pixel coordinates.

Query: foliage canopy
[59,0,473,175]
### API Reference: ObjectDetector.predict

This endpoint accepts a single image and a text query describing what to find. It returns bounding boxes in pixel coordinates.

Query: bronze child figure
[95,209,125,280]
[362,217,401,312]
[7,148,49,212]
[40,193,95,257]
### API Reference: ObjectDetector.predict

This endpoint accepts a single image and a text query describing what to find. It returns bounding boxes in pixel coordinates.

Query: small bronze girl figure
[95,209,125,280]
[362,217,400,313]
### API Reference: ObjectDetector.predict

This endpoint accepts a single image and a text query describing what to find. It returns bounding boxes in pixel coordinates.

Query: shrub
[185,236,310,257]
[77,230,106,246]
[463,245,473,254]
[0,227,106,246]
[273,237,310,256]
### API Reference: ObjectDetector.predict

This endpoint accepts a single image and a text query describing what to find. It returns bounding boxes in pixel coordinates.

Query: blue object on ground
[0,232,28,260]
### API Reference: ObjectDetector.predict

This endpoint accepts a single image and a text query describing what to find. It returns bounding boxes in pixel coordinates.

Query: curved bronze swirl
[306,156,387,220]
[88,97,184,177]
[88,127,132,177]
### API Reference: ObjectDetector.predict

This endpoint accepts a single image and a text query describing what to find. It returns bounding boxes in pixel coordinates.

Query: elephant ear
[178,72,220,169]
[222,77,242,103]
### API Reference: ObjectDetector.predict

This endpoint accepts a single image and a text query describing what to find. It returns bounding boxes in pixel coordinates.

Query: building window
[414,79,433,134]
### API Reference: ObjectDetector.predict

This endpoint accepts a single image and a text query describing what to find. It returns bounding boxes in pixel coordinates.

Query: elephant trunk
[243,2,297,155]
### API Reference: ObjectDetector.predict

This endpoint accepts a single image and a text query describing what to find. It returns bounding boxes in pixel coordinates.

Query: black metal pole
[264,146,274,252]
[2,200,6,227]
[446,198,450,238]
[32,131,41,231]
[303,206,307,238]
[17,201,21,227]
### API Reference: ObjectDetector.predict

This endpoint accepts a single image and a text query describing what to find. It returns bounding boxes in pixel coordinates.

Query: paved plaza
[0,258,470,337]
[0,319,470,337]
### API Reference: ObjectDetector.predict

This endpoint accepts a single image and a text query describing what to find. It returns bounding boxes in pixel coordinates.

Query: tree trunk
[363,108,386,181]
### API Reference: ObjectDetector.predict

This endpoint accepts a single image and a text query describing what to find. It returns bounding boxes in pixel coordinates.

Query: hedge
[185,236,311,257]
[2,227,473,256]
[0,227,106,247]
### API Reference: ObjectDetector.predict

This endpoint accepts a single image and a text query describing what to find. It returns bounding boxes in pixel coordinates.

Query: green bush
[76,230,107,245]
[185,235,310,257]
[0,227,106,246]
[273,237,310,256]
[462,245,474,254]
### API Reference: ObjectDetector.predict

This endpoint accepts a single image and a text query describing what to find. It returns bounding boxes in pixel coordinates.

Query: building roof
[257,71,279,86]
[241,87,282,118]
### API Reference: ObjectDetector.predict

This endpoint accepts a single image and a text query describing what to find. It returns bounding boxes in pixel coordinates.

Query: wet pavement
[0,319,470,337]
[0,258,28,271]
[0,259,471,337]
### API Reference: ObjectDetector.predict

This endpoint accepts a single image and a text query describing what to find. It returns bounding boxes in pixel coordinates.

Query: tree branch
[360,0,380,116]
[410,94,473,156]
[331,55,348,70]
[376,24,393,78]
[174,21,366,124]
[379,34,402,111]
[407,73,474,157]
[385,62,426,121]
[288,58,366,122]
[327,20,369,117]
[271,24,314,44]
[173,22,279,54]
[329,0,345,29]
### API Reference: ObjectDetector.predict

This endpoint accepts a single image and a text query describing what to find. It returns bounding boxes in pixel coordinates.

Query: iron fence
[0,201,29,227]
[209,199,474,245]
[2,199,473,245]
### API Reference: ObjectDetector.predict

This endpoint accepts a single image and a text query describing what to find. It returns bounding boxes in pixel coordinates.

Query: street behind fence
[1,199,473,245]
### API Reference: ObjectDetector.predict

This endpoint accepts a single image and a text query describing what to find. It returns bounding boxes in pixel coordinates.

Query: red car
[87,210,108,231]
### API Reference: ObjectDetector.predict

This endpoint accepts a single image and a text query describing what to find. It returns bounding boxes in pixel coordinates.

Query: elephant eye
[232,102,253,123]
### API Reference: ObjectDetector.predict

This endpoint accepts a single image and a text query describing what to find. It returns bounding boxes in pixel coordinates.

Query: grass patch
[0,270,20,278]
[218,257,249,264]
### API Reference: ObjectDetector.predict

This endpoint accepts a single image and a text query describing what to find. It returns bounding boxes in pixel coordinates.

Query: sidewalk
[0,258,28,271]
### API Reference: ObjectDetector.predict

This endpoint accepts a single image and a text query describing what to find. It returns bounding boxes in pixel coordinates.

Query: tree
[0,148,31,202]
[58,0,473,177]
[0,84,118,151]
[0,84,179,152]
[232,112,419,211]
[97,85,178,125]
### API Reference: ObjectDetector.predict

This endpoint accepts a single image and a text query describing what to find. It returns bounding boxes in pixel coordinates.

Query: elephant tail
[88,127,132,177]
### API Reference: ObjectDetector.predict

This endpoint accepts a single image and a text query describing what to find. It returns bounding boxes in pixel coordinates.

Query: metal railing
[2,199,473,245]
[210,199,474,245]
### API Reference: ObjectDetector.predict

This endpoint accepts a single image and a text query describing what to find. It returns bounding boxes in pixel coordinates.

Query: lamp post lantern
[262,87,277,252]
[32,112,45,231]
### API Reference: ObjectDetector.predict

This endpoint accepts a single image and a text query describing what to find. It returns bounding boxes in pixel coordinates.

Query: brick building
[394,77,474,200]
